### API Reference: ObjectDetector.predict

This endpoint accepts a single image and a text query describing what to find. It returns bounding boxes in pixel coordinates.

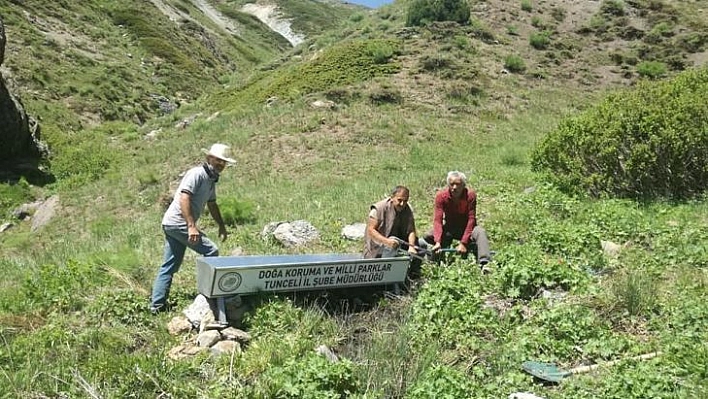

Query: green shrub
[636,60,667,79]
[531,67,708,199]
[494,243,589,299]
[520,0,533,12]
[219,197,257,226]
[529,31,551,49]
[257,353,360,398]
[0,178,32,214]
[22,260,103,313]
[209,39,401,107]
[411,266,499,350]
[551,6,567,22]
[609,268,659,318]
[504,55,526,73]
[50,140,115,188]
[368,86,403,105]
[407,364,476,398]
[600,0,626,16]
[406,0,471,27]
[531,16,544,28]
[86,289,152,326]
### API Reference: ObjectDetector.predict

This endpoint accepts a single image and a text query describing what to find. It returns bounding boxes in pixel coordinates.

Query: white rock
[341,223,366,240]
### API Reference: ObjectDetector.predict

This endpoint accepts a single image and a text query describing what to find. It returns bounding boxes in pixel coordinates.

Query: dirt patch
[242,3,305,46]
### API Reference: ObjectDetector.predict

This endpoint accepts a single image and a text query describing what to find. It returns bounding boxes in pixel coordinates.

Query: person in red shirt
[423,171,491,271]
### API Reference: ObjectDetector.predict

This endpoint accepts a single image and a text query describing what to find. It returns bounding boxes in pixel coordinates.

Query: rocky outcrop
[0,17,44,165]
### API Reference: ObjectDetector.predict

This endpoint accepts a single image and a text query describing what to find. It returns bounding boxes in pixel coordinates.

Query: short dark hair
[391,185,409,196]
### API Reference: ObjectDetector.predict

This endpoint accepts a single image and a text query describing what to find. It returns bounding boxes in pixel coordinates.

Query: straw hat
[202,143,236,163]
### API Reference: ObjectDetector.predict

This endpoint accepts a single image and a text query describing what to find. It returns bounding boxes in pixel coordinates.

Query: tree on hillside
[406,0,471,27]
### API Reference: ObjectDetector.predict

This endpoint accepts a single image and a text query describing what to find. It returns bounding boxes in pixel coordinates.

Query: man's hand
[456,242,468,254]
[407,245,417,255]
[431,242,442,253]
[187,225,200,244]
[218,225,228,242]
[387,238,400,249]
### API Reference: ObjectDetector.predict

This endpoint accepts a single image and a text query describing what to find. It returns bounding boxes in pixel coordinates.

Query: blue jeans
[150,225,219,309]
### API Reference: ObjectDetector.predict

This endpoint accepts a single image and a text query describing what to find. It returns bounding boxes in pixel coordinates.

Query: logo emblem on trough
[218,272,242,292]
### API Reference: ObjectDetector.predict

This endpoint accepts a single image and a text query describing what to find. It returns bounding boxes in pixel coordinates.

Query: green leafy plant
[219,197,257,226]
[636,60,667,78]
[22,260,103,313]
[257,353,360,398]
[493,243,589,299]
[406,0,471,27]
[520,0,533,12]
[407,364,477,398]
[532,67,708,199]
[529,31,552,49]
[504,55,527,73]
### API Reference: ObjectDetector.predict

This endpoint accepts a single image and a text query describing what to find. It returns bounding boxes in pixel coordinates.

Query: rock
[509,393,545,399]
[272,220,319,247]
[196,330,221,348]
[601,240,622,258]
[315,345,339,362]
[310,100,336,109]
[540,289,567,302]
[261,221,286,240]
[31,195,59,232]
[198,306,217,334]
[210,340,241,356]
[167,344,207,360]
[144,128,161,140]
[0,222,12,232]
[265,96,278,107]
[183,294,213,329]
[341,223,366,240]
[221,327,251,344]
[1,17,45,163]
[206,111,220,122]
[167,316,193,335]
[174,113,200,129]
[230,247,244,256]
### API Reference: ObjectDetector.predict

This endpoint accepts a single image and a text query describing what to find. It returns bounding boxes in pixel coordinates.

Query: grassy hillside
[1,0,707,397]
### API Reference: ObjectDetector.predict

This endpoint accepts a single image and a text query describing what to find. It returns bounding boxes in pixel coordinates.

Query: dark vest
[363,198,416,258]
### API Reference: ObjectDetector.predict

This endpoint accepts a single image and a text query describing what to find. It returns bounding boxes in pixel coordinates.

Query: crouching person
[363,185,425,278]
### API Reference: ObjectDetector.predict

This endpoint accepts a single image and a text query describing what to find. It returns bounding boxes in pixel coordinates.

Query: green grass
[1,1,708,398]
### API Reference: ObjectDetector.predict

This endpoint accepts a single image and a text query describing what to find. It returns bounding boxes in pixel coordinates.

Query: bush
[406,0,471,27]
[600,0,626,16]
[520,0,533,12]
[531,67,708,199]
[258,353,360,398]
[504,55,527,73]
[529,31,551,49]
[636,60,667,79]
[219,197,257,226]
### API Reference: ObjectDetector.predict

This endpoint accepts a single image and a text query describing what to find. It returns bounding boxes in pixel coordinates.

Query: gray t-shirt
[162,165,217,226]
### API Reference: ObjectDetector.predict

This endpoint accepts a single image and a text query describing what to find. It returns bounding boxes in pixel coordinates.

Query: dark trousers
[423,226,490,263]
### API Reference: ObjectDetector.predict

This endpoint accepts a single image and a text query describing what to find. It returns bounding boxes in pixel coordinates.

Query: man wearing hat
[150,143,235,313]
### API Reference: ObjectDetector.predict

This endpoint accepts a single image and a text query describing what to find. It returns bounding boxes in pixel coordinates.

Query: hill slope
[0,0,707,398]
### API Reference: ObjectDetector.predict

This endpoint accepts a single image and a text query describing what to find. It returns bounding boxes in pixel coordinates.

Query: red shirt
[433,188,477,245]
